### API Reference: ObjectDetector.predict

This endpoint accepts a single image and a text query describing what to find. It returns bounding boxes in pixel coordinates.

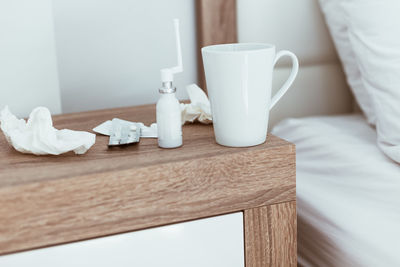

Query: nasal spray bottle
[157,19,183,149]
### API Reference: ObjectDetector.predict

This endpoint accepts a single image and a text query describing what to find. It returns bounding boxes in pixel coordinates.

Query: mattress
[272,114,400,267]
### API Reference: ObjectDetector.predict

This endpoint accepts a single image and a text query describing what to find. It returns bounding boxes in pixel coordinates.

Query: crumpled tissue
[180,84,212,124]
[93,119,158,138]
[93,83,211,137]
[0,106,95,155]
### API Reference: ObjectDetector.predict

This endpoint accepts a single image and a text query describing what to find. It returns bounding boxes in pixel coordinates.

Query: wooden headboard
[195,0,354,127]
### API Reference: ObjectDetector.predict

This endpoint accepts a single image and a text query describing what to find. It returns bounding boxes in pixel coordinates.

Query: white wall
[1,0,351,123]
[53,0,197,113]
[0,0,61,117]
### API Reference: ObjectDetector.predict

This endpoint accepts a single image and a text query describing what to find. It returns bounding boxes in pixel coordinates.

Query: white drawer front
[0,212,244,267]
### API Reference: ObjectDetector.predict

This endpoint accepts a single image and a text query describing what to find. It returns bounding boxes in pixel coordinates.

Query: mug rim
[201,43,275,54]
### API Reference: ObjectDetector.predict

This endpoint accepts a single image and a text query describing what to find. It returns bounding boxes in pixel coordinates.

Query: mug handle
[270,50,299,110]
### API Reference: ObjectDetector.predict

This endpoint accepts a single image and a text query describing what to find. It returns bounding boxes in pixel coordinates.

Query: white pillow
[345,0,400,163]
[319,0,376,125]
[321,0,400,163]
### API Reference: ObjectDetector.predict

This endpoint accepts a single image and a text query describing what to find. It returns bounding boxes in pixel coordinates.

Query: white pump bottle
[156,19,183,148]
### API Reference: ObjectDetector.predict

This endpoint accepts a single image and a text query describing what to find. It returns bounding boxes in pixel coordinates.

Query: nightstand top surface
[0,104,293,187]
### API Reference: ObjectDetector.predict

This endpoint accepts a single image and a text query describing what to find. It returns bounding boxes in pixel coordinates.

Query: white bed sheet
[272,114,400,267]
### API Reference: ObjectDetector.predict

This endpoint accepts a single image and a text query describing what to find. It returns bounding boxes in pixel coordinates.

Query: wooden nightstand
[0,104,296,266]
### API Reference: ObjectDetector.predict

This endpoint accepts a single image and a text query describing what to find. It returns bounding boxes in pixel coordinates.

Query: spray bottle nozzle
[160,18,183,83]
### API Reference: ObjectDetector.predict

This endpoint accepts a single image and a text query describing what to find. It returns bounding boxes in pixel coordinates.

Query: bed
[272,115,400,266]
[197,0,400,265]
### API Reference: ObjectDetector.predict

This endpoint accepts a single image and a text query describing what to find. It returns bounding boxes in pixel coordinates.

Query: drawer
[0,212,244,267]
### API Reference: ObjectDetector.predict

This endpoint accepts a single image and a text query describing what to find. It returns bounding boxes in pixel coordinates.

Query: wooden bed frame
[196,0,238,91]
[195,1,296,266]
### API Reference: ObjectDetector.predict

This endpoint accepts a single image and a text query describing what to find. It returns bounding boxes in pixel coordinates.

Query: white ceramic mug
[202,43,298,147]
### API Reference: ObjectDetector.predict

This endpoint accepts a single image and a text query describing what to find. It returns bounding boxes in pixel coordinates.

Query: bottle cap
[159,81,176,94]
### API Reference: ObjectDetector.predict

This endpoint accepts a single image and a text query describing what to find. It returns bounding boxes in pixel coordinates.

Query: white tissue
[180,84,212,124]
[93,84,211,137]
[0,106,95,155]
[93,119,158,138]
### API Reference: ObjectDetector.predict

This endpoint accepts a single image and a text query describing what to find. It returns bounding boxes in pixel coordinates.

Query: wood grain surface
[196,0,238,90]
[244,201,297,267]
[0,104,295,255]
